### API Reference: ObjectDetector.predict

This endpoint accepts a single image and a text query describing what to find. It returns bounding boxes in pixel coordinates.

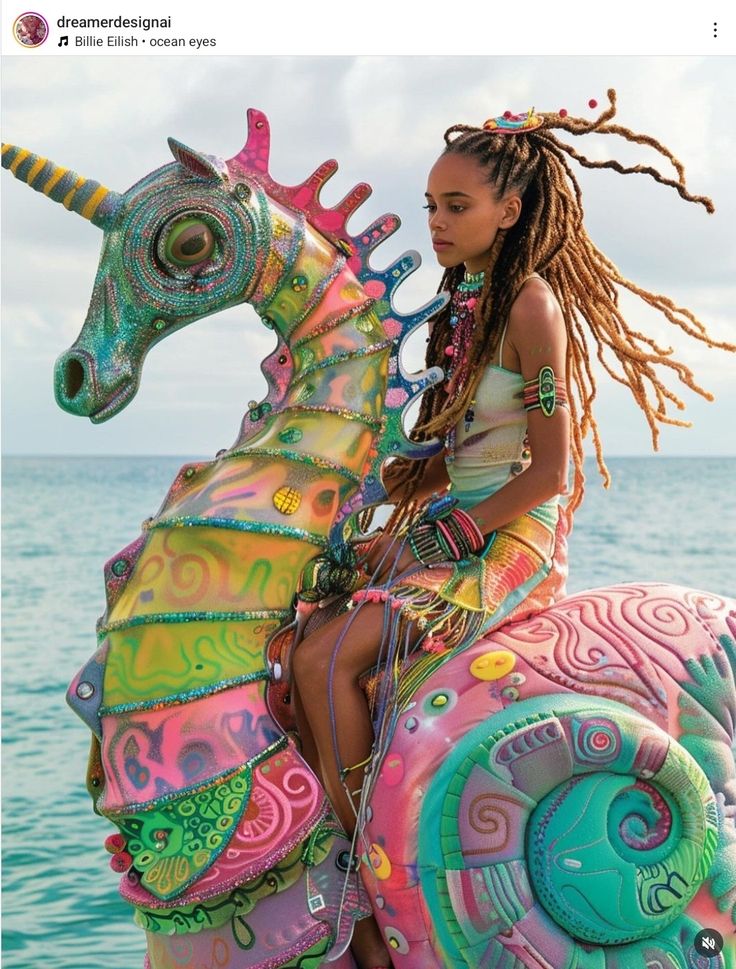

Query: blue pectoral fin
[66,641,108,738]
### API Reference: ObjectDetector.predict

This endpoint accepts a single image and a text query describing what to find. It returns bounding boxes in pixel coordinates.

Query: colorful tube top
[446,364,534,506]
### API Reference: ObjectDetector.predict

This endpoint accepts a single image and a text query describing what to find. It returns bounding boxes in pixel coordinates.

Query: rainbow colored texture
[3,110,735,967]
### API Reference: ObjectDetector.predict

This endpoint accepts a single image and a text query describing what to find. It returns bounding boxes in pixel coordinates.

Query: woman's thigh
[292,603,396,689]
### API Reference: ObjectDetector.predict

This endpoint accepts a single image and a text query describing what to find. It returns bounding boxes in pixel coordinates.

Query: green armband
[523,366,568,417]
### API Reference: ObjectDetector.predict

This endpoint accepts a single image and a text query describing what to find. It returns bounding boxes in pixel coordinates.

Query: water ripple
[2,455,734,967]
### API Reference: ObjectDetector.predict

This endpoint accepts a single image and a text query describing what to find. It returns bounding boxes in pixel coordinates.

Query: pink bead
[423,638,448,654]
[466,297,477,310]
[104,833,126,854]
[110,851,133,873]
[445,346,455,357]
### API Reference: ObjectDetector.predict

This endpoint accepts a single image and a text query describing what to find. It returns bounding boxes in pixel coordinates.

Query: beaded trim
[145,516,329,548]
[291,340,392,384]
[133,843,308,928]
[290,298,377,349]
[98,608,291,636]
[99,670,270,716]
[241,446,362,485]
[249,199,303,315]
[284,256,348,339]
[123,802,332,909]
[104,736,288,817]
[284,403,383,430]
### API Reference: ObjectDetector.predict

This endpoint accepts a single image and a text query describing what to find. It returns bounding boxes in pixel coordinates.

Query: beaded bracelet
[408,522,449,566]
[407,495,485,566]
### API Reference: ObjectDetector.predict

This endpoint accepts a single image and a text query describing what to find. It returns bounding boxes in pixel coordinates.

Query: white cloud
[2,55,735,455]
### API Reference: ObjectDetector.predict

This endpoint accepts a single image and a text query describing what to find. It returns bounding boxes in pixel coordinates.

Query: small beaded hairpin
[483,107,544,134]
[483,99,600,133]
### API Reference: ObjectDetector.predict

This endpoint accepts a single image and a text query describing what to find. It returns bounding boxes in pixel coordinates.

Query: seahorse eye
[165,218,215,266]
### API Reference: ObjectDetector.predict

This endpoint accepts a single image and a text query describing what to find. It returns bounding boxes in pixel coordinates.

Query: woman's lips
[432,239,452,250]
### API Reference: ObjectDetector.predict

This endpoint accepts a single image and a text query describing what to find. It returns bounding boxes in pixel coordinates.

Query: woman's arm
[366,280,568,579]
[382,446,451,505]
[464,278,570,536]
[364,451,450,576]
[410,448,451,501]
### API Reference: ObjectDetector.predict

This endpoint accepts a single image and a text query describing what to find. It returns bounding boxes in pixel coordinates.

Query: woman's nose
[429,211,446,232]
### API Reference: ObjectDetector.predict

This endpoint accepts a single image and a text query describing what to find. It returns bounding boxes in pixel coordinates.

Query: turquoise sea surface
[2,455,735,969]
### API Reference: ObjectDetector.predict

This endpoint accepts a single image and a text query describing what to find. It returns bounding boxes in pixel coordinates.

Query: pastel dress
[376,274,569,658]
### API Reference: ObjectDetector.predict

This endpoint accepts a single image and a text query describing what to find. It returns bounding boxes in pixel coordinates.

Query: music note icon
[58,35,68,46]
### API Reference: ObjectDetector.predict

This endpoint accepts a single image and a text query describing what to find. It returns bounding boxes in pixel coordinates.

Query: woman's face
[425,152,521,273]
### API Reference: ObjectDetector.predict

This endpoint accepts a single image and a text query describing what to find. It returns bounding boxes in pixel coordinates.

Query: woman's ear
[500,195,522,229]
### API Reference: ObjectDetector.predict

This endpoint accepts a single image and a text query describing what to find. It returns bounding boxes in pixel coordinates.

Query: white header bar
[2,0,733,56]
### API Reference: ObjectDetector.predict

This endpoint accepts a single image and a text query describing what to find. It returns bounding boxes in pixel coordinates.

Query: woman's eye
[423,203,436,213]
[164,218,215,267]
[450,205,465,213]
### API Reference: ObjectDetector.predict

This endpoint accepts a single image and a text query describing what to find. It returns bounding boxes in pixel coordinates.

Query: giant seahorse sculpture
[3,110,735,969]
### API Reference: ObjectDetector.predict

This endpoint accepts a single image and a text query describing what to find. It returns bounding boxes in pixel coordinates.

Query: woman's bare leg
[293,604,386,832]
[292,603,396,969]
[290,682,320,770]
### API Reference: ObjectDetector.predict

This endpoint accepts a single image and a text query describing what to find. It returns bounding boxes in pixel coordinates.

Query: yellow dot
[470,650,516,681]
[368,843,392,880]
[431,694,448,707]
[273,486,302,515]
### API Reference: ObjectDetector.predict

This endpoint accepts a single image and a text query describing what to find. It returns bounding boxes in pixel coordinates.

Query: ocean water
[2,455,734,969]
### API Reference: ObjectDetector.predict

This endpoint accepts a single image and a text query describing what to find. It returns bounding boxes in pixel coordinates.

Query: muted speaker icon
[694,928,724,956]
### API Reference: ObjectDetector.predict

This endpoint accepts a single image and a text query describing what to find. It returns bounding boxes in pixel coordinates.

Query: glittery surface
[36,107,440,966]
[9,106,734,968]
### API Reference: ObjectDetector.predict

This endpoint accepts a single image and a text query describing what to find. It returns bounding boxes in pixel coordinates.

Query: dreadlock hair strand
[385,88,734,525]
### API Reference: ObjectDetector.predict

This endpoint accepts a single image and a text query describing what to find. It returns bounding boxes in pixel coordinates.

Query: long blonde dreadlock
[386,88,734,525]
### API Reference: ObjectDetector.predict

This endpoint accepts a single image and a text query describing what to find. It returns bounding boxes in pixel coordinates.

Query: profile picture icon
[13,11,49,47]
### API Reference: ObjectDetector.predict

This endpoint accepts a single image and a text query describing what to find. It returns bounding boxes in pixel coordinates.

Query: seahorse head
[2,109,371,422]
[4,135,283,420]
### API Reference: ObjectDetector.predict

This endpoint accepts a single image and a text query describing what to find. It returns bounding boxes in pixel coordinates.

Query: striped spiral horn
[1,143,122,229]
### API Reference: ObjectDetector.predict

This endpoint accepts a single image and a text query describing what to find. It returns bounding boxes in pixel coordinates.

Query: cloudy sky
[2,55,734,457]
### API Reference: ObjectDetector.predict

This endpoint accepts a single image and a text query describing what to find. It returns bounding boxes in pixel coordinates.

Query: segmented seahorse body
[4,111,444,968]
[3,112,735,968]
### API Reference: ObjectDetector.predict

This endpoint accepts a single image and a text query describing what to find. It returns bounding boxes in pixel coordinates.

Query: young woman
[291,90,732,969]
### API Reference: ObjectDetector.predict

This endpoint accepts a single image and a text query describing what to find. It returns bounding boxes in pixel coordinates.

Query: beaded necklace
[444,270,484,463]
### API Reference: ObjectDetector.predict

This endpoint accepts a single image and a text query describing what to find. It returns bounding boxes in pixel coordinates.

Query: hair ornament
[482,107,544,134]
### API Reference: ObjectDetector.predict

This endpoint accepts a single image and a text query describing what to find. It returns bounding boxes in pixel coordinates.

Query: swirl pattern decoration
[2,111,734,968]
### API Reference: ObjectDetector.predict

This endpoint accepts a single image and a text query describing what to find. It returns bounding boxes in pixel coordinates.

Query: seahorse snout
[54,348,96,415]
[54,346,136,421]
[57,351,88,404]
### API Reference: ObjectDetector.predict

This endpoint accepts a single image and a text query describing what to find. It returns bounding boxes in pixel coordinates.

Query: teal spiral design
[419,694,719,965]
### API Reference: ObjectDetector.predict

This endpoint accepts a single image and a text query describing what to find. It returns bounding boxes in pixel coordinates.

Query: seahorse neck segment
[68,193,390,922]
[146,200,390,546]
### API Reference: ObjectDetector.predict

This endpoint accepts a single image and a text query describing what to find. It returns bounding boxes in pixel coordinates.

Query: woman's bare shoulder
[507,275,565,352]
